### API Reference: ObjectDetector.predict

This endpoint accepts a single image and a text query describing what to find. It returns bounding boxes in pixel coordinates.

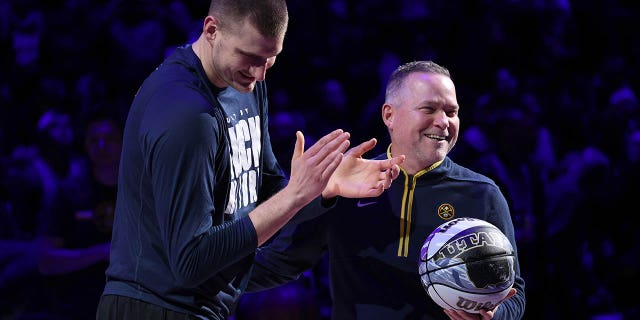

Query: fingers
[292,129,349,165]
[379,156,404,185]
[292,131,305,161]
[377,166,399,191]
[382,155,404,181]
[305,129,349,156]
[478,310,493,320]
[380,169,393,189]
[390,164,401,180]
[360,169,395,198]
[345,138,377,158]
[290,129,350,189]
[469,289,515,320]
[360,157,404,198]
[387,154,406,169]
[306,130,350,171]
[323,150,345,180]
[373,155,405,173]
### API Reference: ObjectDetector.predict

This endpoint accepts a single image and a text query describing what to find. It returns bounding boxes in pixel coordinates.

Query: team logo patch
[437,203,455,220]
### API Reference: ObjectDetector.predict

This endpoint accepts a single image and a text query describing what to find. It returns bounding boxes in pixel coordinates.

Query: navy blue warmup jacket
[102,45,328,319]
[251,153,527,320]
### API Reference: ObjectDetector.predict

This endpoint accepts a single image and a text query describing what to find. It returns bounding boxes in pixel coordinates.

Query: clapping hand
[323,137,404,199]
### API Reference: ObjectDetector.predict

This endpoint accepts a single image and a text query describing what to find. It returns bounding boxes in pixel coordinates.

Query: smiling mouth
[425,134,447,141]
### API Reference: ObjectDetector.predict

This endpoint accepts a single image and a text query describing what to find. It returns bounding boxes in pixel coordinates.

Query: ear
[203,16,219,40]
[382,103,394,129]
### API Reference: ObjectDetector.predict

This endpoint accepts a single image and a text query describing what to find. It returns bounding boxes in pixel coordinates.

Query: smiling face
[199,16,283,92]
[382,72,459,174]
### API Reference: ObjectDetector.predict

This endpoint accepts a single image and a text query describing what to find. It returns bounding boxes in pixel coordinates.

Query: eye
[242,52,271,67]
[235,48,261,65]
[421,106,436,114]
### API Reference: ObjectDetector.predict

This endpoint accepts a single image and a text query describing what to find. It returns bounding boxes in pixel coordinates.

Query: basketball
[418,217,515,313]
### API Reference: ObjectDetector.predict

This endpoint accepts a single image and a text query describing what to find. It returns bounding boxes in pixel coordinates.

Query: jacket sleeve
[486,187,526,320]
[247,210,330,292]
[146,97,257,287]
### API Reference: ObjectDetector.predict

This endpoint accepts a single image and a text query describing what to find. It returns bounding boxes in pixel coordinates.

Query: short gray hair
[385,61,451,103]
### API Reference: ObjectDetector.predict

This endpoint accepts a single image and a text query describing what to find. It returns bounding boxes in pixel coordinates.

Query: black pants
[96,295,197,320]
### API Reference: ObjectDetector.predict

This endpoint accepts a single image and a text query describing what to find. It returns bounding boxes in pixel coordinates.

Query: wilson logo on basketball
[455,297,498,312]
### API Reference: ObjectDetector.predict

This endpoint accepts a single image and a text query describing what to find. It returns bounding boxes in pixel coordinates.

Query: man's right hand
[287,129,351,205]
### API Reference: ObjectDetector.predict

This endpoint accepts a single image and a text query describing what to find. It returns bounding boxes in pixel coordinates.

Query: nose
[433,110,449,129]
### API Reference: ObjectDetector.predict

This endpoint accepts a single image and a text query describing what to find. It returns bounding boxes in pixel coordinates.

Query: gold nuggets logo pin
[437,203,455,220]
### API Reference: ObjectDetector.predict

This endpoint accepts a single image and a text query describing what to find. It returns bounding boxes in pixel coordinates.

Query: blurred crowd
[1,0,639,319]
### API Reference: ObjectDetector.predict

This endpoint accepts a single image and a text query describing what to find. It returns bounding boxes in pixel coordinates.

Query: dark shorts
[96,295,198,320]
